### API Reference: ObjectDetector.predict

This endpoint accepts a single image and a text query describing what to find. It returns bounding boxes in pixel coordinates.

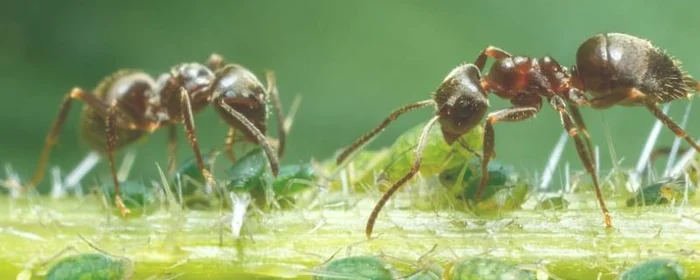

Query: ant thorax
[147,63,216,124]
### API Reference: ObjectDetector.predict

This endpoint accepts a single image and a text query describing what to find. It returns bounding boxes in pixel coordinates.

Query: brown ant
[337,32,700,238]
[29,54,286,217]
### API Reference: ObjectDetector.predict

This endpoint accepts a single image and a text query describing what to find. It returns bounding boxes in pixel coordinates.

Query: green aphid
[626,178,696,207]
[406,267,442,280]
[171,154,214,196]
[101,180,157,217]
[446,258,536,280]
[619,258,685,280]
[45,253,133,280]
[226,148,315,208]
[274,162,316,197]
[439,158,528,213]
[377,121,483,185]
[313,256,393,280]
[535,197,569,210]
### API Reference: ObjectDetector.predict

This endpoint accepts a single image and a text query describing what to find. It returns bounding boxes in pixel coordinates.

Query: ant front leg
[224,128,238,162]
[474,46,512,71]
[365,116,440,238]
[550,96,612,228]
[179,88,217,188]
[265,71,287,158]
[106,104,131,217]
[475,104,540,202]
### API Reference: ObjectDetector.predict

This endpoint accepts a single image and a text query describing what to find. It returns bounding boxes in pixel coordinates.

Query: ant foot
[115,196,131,217]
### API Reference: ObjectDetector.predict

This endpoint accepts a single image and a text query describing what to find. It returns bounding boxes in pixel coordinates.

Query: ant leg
[29,89,77,189]
[366,116,440,238]
[224,128,238,162]
[474,46,512,71]
[265,71,287,158]
[218,99,281,176]
[167,125,177,174]
[551,96,612,228]
[30,87,115,189]
[645,100,700,154]
[475,105,540,201]
[106,104,131,217]
[568,105,594,158]
[180,88,216,187]
[336,100,434,165]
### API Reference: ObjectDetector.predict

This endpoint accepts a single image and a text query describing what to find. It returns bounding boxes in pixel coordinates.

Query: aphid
[100,180,158,217]
[445,258,536,280]
[44,253,133,280]
[336,60,599,237]
[535,196,569,210]
[619,259,685,280]
[29,54,286,217]
[438,158,528,213]
[625,177,696,207]
[227,148,316,208]
[313,256,394,280]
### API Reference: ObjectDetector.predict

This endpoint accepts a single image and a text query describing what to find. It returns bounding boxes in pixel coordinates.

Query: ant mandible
[338,32,699,238]
[29,54,286,217]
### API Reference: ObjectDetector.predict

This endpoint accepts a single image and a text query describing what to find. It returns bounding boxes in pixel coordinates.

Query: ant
[337,32,700,238]
[29,54,286,217]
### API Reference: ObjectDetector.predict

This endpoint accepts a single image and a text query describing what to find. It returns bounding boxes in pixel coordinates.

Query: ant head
[211,64,269,140]
[434,64,488,145]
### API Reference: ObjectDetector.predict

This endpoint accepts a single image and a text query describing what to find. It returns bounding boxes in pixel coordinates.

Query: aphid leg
[106,104,131,217]
[366,116,439,238]
[568,104,594,160]
[475,104,540,201]
[167,125,178,175]
[265,70,287,158]
[457,138,482,159]
[645,99,700,153]
[180,88,216,187]
[29,88,77,189]
[550,96,612,228]
[218,99,280,176]
[336,100,434,165]
[224,128,238,162]
[474,46,512,71]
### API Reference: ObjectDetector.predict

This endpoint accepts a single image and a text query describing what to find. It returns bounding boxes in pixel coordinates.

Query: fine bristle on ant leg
[29,54,286,216]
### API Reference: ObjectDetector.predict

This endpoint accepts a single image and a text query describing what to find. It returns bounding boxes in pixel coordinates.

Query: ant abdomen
[434,64,488,144]
[575,33,694,103]
[81,70,155,151]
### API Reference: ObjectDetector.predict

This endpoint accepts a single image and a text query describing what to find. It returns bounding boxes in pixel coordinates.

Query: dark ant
[337,32,700,238]
[29,54,286,217]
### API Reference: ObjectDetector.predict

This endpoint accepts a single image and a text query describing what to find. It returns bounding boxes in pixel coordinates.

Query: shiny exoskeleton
[338,32,700,238]
[30,54,286,217]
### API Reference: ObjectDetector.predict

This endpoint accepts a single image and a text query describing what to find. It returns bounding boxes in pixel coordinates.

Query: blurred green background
[1,1,698,188]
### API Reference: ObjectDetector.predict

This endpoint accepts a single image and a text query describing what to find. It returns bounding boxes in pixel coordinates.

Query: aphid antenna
[50,166,63,199]
[539,131,568,190]
[228,191,252,238]
[63,151,100,192]
[117,150,137,182]
[631,104,671,192]
[664,99,693,177]
[76,234,124,260]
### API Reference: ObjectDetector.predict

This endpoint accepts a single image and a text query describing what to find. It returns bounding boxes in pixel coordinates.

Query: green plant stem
[1,196,699,279]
